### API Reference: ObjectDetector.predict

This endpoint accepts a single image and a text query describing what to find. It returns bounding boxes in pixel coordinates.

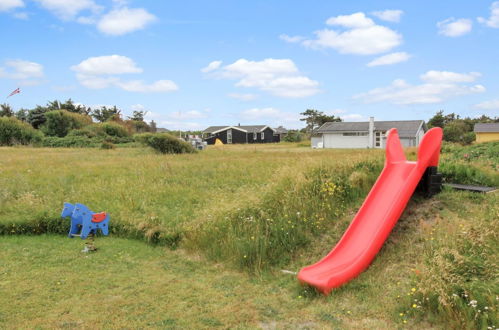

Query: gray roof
[203,125,273,134]
[274,126,288,134]
[474,123,499,133]
[203,126,230,134]
[317,120,426,138]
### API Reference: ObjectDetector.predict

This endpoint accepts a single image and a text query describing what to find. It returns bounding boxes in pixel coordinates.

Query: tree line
[428,110,498,144]
[0,99,157,133]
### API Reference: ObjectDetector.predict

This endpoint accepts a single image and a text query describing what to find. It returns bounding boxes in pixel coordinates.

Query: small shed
[474,123,499,143]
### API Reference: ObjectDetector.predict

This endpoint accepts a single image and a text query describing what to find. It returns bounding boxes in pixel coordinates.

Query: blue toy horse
[61,203,110,239]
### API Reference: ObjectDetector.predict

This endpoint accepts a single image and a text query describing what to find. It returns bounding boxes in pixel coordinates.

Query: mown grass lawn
[0,142,497,328]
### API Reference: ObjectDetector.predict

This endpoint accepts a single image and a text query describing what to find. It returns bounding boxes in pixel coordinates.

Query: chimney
[368,117,374,148]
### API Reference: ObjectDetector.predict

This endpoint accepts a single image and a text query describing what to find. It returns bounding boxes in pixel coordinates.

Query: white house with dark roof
[313,117,427,149]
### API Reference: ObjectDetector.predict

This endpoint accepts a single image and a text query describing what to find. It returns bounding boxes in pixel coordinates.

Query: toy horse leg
[100,216,110,235]
[80,225,91,240]
[68,218,81,238]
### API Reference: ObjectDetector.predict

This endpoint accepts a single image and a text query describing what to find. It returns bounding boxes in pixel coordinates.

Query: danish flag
[7,87,20,98]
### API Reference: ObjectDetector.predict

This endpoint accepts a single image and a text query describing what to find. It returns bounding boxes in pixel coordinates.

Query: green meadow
[0,142,497,329]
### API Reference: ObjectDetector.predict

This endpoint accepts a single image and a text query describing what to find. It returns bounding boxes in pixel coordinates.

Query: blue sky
[1,0,498,130]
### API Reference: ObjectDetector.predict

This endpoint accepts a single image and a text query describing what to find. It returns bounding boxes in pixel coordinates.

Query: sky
[1,0,499,130]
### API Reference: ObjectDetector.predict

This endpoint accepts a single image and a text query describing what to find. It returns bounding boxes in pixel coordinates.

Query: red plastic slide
[298,127,443,294]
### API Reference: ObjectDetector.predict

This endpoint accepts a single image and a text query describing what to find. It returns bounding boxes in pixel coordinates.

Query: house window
[253,132,257,140]
[227,129,232,144]
[261,132,265,140]
[343,132,368,136]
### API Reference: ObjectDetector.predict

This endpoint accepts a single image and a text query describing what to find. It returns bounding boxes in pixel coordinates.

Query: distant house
[202,125,277,144]
[474,123,499,143]
[314,117,427,149]
[273,126,288,142]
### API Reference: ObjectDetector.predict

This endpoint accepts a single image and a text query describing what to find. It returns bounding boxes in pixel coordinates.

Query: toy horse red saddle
[91,212,107,223]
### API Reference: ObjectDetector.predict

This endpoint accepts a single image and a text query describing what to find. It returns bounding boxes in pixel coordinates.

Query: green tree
[27,105,48,129]
[0,103,14,117]
[91,106,122,122]
[428,110,445,128]
[127,110,147,121]
[41,110,92,137]
[149,120,157,133]
[300,109,341,132]
[443,120,470,143]
[15,109,29,122]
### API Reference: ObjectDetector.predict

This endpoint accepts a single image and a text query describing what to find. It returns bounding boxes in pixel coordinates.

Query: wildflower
[412,304,417,308]
[298,295,302,299]
[243,255,247,258]
[399,313,404,316]
[346,311,351,314]
[411,288,416,292]
[403,320,407,324]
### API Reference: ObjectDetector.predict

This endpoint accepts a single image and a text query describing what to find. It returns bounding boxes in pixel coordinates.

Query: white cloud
[210,58,320,98]
[478,1,499,28]
[302,12,402,55]
[168,110,207,120]
[131,104,146,112]
[279,34,305,43]
[341,114,366,121]
[354,70,485,105]
[116,79,178,93]
[228,93,258,101]
[239,107,300,126]
[208,58,320,98]
[13,11,28,19]
[71,55,177,93]
[159,120,204,131]
[0,0,24,12]
[0,59,44,80]
[474,99,499,110]
[437,18,472,37]
[420,70,480,83]
[71,55,142,75]
[97,7,156,36]
[367,52,411,67]
[326,12,374,28]
[371,9,403,23]
[201,60,222,73]
[34,0,101,20]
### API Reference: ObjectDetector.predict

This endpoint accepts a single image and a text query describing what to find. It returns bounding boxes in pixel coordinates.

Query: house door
[227,129,232,144]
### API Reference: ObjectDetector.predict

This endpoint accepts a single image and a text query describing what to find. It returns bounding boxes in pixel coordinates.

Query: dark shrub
[99,122,130,138]
[0,117,43,146]
[135,133,196,154]
[41,110,92,137]
[40,136,100,148]
[101,141,115,149]
[284,130,303,142]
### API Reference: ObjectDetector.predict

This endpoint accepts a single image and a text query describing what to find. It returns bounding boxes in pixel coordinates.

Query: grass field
[0,142,497,328]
